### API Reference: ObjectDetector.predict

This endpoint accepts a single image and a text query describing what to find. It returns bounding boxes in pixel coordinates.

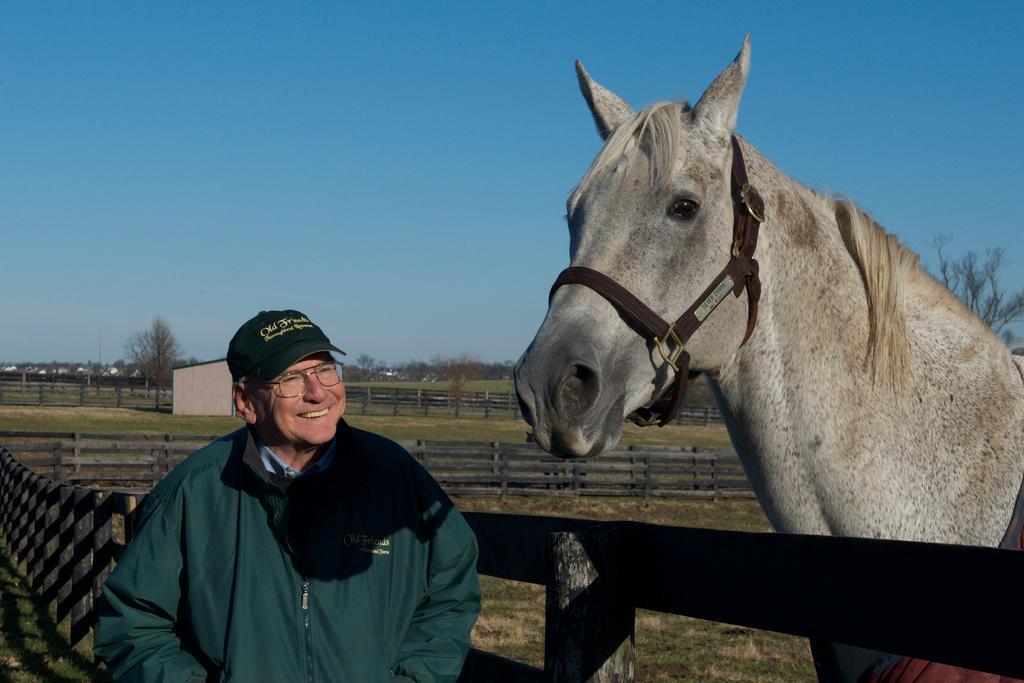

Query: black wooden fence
[2,445,1022,680]
[343,386,723,425]
[461,513,1024,680]
[1,431,752,498]
[0,379,170,410]
[0,447,142,645]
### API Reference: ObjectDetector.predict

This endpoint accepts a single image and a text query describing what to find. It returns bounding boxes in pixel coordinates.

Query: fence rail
[342,385,724,425]
[0,431,751,498]
[0,379,171,411]
[2,446,1022,680]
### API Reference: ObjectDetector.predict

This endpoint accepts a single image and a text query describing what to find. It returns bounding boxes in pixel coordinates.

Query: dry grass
[0,540,110,682]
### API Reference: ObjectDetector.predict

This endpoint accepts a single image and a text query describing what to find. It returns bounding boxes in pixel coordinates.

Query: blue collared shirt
[256,436,336,479]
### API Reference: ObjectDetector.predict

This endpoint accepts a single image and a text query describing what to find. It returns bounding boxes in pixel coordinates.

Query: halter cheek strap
[549,135,765,427]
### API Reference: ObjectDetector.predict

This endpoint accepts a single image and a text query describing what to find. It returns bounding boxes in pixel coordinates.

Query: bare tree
[345,354,379,382]
[124,316,183,385]
[932,236,1024,335]
[432,352,485,397]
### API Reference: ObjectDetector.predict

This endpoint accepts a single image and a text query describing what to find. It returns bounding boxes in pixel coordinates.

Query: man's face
[234,351,346,460]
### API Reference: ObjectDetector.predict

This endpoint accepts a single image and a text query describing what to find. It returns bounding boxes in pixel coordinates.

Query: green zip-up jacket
[94,420,480,683]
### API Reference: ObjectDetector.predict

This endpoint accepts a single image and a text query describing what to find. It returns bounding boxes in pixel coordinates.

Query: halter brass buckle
[740,183,765,223]
[653,326,685,373]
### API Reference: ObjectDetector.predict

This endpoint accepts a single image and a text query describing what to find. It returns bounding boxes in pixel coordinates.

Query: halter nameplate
[549,135,765,427]
[696,276,735,322]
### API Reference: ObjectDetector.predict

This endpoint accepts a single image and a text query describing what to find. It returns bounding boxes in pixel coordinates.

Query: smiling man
[94,310,480,683]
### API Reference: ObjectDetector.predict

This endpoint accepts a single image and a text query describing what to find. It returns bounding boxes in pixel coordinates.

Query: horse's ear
[693,35,751,139]
[576,60,635,140]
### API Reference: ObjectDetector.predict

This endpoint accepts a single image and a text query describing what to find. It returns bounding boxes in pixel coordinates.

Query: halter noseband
[549,135,766,427]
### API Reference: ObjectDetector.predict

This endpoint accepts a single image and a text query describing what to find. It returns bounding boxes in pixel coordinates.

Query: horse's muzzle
[515,348,623,458]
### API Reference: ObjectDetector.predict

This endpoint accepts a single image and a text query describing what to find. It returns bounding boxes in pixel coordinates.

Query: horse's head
[516,37,756,457]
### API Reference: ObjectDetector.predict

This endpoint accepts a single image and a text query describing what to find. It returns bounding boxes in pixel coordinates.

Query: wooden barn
[172,359,233,416]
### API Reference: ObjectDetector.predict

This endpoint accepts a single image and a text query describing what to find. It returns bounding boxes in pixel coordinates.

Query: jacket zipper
[301,578,314,683]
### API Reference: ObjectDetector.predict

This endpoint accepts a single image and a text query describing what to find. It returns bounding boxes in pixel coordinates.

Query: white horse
[514,37,1024,680]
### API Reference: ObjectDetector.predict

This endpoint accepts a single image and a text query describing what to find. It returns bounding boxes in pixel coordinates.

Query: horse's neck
[709,150,1024,547]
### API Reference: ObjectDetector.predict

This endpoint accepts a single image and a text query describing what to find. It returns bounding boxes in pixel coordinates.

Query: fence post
[3,462,18,549]
[11,468,33,568]
[92,491,115,637]
[55,485,75,621]
[484,391,490,419]
[644,454,652,498]
[711,453,719,499]
[49,445,60,481]
[116,493,141,545]
[36,482,62,595]
[69,488,96,646]
[73,433,82,480]
[26,476,48,580]
[0,453,17,539]
[117,385,123,408]
[38,383,44,405]
[164,434,173,475]
[151,447,161,487]
[80,383,85,406]
[0,453,9,537]
[545,527,635,682]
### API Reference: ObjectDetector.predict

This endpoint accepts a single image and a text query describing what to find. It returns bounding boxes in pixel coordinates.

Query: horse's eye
[669,198,700,220]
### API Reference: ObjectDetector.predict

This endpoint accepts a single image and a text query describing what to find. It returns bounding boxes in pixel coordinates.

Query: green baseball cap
[227,309,345,382]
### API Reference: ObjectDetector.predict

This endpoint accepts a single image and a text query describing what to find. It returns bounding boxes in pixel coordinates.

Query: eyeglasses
[256,362,344,398]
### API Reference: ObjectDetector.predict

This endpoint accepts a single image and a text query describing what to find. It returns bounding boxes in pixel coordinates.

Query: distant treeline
[346,353,514,383]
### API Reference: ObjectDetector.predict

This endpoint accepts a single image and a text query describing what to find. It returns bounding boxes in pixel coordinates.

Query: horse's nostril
[557,364,600,415]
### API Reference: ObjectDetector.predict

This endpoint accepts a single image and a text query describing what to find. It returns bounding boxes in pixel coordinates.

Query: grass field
[0,405,734,449]
[0,541,109,682]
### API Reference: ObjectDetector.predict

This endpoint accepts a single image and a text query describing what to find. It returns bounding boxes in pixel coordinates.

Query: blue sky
[3,2,1023,364]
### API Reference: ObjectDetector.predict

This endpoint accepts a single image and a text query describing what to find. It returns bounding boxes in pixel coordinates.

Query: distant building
[172,359,234,416]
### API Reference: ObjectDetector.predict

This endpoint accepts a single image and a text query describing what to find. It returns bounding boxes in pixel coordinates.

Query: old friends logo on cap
[259,314,314,342]
[228,309,344,381]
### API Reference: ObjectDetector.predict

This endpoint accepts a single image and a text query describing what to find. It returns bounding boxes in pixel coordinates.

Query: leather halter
[549,135,766,427]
